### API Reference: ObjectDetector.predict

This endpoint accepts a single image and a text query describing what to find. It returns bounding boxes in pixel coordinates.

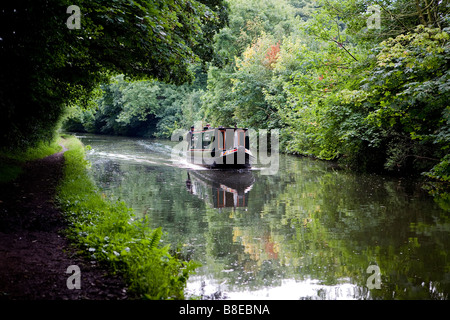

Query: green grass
[0,139,62,183]
[56,135,200,299]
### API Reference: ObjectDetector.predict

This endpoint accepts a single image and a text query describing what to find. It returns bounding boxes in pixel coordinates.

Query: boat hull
[187,146,251,169]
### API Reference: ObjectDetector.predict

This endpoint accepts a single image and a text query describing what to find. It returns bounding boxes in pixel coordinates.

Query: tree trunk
[414,0,427,25]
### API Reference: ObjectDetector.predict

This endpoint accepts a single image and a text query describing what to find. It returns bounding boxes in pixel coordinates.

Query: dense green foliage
[0,0,227,149]
[64,69,207,138]
[56,135,199,299]
[64,0,449,197]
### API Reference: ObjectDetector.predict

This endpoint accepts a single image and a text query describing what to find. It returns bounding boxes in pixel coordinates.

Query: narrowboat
[186,125,253,169]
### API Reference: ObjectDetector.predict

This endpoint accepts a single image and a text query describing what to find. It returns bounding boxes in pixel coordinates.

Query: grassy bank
[0,140,62,183]
[56,135,199,299]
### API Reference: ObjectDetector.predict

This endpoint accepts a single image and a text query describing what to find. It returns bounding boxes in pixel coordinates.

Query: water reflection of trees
[256,160,449,299]
[88,149,449,299]
[197,157,449,299]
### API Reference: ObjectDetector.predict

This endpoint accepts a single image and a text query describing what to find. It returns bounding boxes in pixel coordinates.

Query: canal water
[77,133,449,300]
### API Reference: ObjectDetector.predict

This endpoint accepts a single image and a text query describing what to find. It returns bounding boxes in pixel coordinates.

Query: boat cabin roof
[190,126,248,134]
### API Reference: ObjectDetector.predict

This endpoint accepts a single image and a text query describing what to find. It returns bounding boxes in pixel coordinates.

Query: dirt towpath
[0,148,130,300]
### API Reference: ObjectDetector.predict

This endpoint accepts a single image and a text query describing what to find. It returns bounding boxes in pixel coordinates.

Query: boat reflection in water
[186,170,255,209]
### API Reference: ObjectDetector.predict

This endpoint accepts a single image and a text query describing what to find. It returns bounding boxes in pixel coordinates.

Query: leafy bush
[335,26,449,175]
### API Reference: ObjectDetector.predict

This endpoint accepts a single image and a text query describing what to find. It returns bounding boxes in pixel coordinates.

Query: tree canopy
[0,0,227,148]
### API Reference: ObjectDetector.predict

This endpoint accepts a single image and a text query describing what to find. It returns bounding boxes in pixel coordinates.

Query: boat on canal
[186,125,253,169]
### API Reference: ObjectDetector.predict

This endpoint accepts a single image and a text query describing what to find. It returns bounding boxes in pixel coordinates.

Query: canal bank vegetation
[57,135,200,299]
[0,138,62,183]
[62,0,449,206]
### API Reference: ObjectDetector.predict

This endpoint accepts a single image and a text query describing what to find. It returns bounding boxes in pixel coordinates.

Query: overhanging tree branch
[330,39,358,61]
[374,0,412,33]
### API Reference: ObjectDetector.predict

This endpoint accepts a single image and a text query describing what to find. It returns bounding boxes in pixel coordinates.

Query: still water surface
[77,134,449,300]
